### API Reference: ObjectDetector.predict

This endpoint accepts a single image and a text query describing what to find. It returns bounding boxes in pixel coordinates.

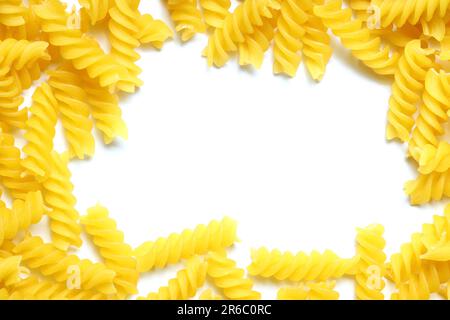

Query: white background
[23,0,445,299]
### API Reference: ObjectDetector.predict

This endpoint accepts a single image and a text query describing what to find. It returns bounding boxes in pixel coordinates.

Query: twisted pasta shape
[11,63,43,91]
[207,250,261,300]
[355,224,386,300]
[0,0,25,27]
[199,0,231,28]
[33,0,133,92]
[418,142,450,174]
[0,191,45,246]
[166,0,206,42]
[273,0,310,77]
[0,133,40,200]
[421,16,446,41]
[21,83,58,178]
[408,69,450,162]
[108,0,142,87]
[0,38,50,77]
[277,281,339,300]
[81,204,138,298]
[134,216,237,272]
[12,235,117,295]
[313,0,399,75]
[422,242,450,261]
[378,0,450,28]
[247,247,359,282]
[79,0,110,25]
[385,40,435,142]
[404,170,450,205]
[0,256,21,287]
[42,151,82,250]
[134,13,173,49]
[0,74,26,130]
[82,75,127,144]
[139,256,207,299]
[204,0,277,67]
[199,288,223,299]
[301,13,332,81]
[48,65,95,160]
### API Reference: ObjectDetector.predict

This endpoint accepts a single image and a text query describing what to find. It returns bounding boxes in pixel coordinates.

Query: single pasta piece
[247,247,359,282]
[204,0,278,67]
[199,0,231,28]
[134,13,173,49]
[0,255,21,287]
[79,0,110,25]
[134,216,237,272]
[42,151,82,250]
[138,256,207,299]
[0,133,40,200]
[277,281,339,300]
[385,40,435,142]
[408,69,450,163]
[82,74,128,145]
[404,171,450,205]
[313,0,399,75]
[199,288,222,300]
[21,82,59,178]
[207,250,261,300]
[0,191,45,246]
[0,74,27,130]
[301,11,332,81]
[81,204,139,298]
[355,224,386,300]
[418,142,450,174]
[273,0,311,77]
[108,0,142,87]
[166,0,206,42]
[12,235,117,295]
[48,64,95,160]
[33,0,134,93]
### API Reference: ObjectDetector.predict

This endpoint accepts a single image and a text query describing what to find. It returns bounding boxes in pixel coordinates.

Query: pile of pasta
[0,0,450,300]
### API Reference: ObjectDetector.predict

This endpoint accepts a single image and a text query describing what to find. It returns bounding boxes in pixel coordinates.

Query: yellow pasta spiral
[0,255,21,287]
[0,0,25,27]
[108,0,143,88]
[82,75,128,145]
[139,256,207,299]
[134,216,237,272]
[408,69,450,162]
[207,250,260,300]
[418,142,450,174]
[12,235,117,295]
[247,247,359,282]
[166,0,206,42]
[11,63,43,91]
[385,40,435,142]
[301,12,332,81]
[33,0,132,92]
[0,74,26,130]
[273,0,310,77]
[0,38,50,77]
[81,204,138,298]
[277,281,339,300]
[355,224,386,300]
[79,0,110,25]
[0,133,40,200]
[42,151,82,250]
[313,0,399,75]
[0,191,45,246]
[22,83,58,178]
[204,0,277,67]
[134,13,173,49]
[199,0,231,28]
[48,65,95,160]
[404,170,450,205]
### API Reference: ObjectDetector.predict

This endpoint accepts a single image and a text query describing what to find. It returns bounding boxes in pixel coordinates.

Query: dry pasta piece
[0,74,27,130]
[418,142,450,174]
[247,247,359,282]
[134,216,237,272]
[138,256,207,300]
[79,0,110,26]
[355,224,386,300]
[0,255,21,287]
[134,13,173,49]
[199,0,231,28]
[166,0,206,42]
[207,250,261,300]
[277,281,339,300]
[0,0,25,27]
[81,204,138,298]
[12,235,117,295]
[42,151,82,250]
[404,170,450,205]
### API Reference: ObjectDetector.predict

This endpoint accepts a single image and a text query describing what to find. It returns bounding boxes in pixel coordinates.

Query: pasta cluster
[0,0,449,300]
